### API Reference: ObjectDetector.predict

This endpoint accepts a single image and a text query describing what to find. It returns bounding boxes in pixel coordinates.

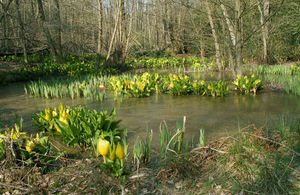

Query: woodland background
[0,0,299,69]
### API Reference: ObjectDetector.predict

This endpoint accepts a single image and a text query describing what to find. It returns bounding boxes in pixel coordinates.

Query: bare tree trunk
[1,10,7,52]
[219,1,241,74]
[0,0,12,53]
[228,44,236,77]
[15,0,28,63]
[154,0,160,50]
[205,1,222,70]
[124,0,135,57]
[162,0,168,47]
[101,0,121,72]
[53,0,63,62]
[258,0,269,63]
[220,3,236,46]
[111,0,127,70]
[37,0,62,62]
[235,0,242,71]
[95,0,103,69]
[200,41,205,62]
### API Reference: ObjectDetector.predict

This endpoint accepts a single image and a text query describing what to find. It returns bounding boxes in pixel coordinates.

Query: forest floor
[0,60,297,73]
[0,61,22,72]
[1,125,299,194]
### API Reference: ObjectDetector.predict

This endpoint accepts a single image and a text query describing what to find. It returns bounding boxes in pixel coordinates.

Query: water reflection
[0,82,299,149]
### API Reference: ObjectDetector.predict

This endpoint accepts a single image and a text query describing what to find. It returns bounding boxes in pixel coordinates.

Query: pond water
[1,72,300,148]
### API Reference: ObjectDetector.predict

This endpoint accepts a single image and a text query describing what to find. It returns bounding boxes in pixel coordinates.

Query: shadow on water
[1,80,300,149]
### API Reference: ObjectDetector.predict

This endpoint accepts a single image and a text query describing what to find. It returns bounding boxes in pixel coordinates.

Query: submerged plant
[25,75,108,101]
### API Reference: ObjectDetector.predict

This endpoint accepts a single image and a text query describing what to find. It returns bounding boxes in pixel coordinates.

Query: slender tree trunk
[235,0,242,70]
[220,3,236,46]
[263,1,269,63]
[258,0,269,63]
[205,1,222,70]
[1,1,12,53]
[154,0,160,50]
[124,0,135,57]
[120,0,126,64]
[200,41,205,62]
[95,0,103,69]
[162,0,168,47]
[15,0,28,63]
[219,1,241,74]
[2,8,7,53]
[37,0,62,62]
[53,0,63,62]
[101,0,121,72]
[228,44,236,77]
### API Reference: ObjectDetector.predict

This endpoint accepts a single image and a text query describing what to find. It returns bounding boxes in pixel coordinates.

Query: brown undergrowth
[1,124,299,194]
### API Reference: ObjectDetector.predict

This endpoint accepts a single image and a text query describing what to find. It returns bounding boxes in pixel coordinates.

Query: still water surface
[1,79,299,147]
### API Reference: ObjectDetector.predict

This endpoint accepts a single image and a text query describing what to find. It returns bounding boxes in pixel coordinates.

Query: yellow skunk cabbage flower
[35,133,40,143]
[169,82,174,89]
[97,138,110,163]
[54,123,62,133]
[254,79,261,85]
[45,113,51,121]
[52,108,58,117]
[25,140,35,153]
[233,80,239,86]
[45,108,51,121]
[154,73,159,81]
[59,104,64,113]
[109,143,116,161]
[10,128,18,140]
[61,109,69,118]
[193,81,197,88]
[116,142,125,167]
[59,116,68,126]
[184,75,189,81]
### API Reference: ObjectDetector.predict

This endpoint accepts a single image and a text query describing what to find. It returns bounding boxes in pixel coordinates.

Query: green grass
[193,118,300,194]
[262,74,300,96]
[133,130,153,165]
[249,64,300,96]
[25,75,109,101]
[249,64,300,76]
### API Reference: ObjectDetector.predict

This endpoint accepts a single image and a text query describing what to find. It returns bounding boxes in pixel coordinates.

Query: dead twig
[191,146,227,154]
[164,116,186,156]
[244,132,300,156]
[0,182,31,192]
